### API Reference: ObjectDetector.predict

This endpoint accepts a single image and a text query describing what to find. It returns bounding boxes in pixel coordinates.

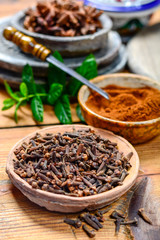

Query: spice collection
[24,0,103,36]
[2,0,160,239]
[13,128,132,197]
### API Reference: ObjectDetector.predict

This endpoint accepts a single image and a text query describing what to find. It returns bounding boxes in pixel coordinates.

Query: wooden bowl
[12,10,112,57]
[78,74,160,144]
[6,125,139,213]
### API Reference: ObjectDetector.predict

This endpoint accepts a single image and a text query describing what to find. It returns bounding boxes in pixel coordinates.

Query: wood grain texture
[0,88,80,128]
[128,177,160,240]
[0,127,160,240]
[0,0,37,18]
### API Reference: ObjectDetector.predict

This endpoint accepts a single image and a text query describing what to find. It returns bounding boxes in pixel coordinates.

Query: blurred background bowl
[12,10,112,57]
[84,0,160,42]
[78,73,160,144]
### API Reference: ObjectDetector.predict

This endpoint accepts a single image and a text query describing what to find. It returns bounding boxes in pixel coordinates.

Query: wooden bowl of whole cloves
[6,125,139,213]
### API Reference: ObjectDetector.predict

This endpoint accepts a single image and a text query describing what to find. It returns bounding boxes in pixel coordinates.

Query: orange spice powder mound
[85,85,160,122]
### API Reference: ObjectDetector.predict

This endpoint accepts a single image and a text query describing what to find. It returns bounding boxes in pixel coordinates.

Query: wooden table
[0,1,160,240]
[0,127,160,240]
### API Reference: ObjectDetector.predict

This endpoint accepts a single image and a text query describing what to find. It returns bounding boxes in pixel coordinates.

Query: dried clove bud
[80,213,100,230]
[110,210,125,220]
[115,218,121,234]
[64,218,82,228]
[138,208,152,225]
[120,217,138,226]
[82,224,95,238]
[90,215,103,228]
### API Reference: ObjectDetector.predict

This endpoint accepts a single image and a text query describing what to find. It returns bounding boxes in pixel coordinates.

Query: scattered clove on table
[115,218,121,235]
[89,215,103,229]
[120,217,138,226]
[110,210,125,220]
[110,210,125,234]
[63,205,140,238]
[80,213,100,230]
[64,218,82,228]
[82,224,96,238]
[138,208,153,225]
[110,210,138,234]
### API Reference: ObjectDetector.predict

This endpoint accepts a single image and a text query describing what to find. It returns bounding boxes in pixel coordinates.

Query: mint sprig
[2,51,98,124]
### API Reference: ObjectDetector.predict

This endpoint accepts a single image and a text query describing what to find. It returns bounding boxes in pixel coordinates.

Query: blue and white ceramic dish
[84,0,160,41]
[84,0,160,12]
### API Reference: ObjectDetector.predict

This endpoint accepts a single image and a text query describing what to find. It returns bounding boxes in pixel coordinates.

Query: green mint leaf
[20,82,28,97]
[48,51,66,88]
[22,64,36,94]
[47,83,63,105]
[68,54,97,96]
[4,81,19,101]
[36,84,48,103]
[2,98,16,111]
[14,92,23,98]
[14,101,22,123]
[36,84,47,93]
[31,96,44,122]
[77,54,98,80]
[54,94,72,124]
[76,104,85,122]
[20,100,27,106]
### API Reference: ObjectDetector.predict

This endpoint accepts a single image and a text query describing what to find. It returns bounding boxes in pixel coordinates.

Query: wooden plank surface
[0,126,160,240]
[0,88,80,128]
[0,0,37,18]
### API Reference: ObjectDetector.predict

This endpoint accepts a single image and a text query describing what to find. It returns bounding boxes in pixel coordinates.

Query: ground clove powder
[86,85,160,122]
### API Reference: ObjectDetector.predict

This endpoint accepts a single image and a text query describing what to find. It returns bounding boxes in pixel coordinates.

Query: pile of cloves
[64,209,107,238]
[64,206,153,238]
[24,0,103,36]
[13,128,132,197]
[63,208,137,238]
[110,210,138,234]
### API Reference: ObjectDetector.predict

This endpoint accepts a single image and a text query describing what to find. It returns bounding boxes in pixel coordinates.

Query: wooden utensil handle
[3,26,51,61]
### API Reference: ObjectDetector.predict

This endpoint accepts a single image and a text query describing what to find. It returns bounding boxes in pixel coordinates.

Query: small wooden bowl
[6,125,139,213]
[78,74,160,144]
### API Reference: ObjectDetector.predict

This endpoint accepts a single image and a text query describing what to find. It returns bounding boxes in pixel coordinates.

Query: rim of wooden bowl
[6,125,139,205]
[78,73,160,126]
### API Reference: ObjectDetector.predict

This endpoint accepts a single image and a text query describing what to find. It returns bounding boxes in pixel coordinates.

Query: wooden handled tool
[3,26,110,100]
[3,26,51,61]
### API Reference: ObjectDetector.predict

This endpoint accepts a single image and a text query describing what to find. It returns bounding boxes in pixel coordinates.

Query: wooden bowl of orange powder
[78,73,160,144]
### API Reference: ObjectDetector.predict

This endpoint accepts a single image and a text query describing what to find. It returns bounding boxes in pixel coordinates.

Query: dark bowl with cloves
[6,125,139,213]
[11,0,112,57]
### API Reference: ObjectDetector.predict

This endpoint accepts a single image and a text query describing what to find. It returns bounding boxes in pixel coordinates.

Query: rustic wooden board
[0,0,37,18]
[127,23,160,82]
[0,88,80,128]
[0,126,160,240]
